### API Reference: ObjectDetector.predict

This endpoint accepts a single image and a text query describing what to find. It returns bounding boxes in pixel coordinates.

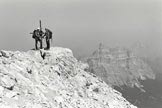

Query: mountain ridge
[0,47,137,108]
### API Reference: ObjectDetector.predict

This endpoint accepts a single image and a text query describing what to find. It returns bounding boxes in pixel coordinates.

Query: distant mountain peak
[86,45,155,90]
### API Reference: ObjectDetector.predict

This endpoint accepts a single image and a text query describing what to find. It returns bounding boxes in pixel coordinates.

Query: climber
[32,28,43,50]
[44,28,53,50]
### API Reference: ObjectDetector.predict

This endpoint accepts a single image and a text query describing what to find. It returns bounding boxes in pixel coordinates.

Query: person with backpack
[44,28,52,50]
[32,28,43,50]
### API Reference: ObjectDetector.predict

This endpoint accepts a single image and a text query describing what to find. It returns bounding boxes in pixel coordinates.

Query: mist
[0,0,162,58]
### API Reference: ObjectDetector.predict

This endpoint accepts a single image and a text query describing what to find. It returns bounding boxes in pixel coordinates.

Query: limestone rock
[86,44,155,89]
[0,47,137,108]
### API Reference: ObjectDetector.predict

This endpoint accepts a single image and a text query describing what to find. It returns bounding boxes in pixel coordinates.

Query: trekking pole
[39,20,43,49]
[40,20,42,31]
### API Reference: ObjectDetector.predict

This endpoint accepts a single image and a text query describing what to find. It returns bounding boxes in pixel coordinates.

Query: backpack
[32,30,41,40]
[46,29,52,39]
[32,30,36,38]
[48,30,52,39]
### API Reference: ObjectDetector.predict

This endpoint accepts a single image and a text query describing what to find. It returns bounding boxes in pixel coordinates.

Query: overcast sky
[0,0,162,57]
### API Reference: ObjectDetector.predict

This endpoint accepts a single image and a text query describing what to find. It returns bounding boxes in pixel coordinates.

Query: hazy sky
[0,0,162,57]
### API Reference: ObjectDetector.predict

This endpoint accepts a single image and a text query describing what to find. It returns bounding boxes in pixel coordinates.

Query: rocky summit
[86,44,155,89]
[0,47,136,108]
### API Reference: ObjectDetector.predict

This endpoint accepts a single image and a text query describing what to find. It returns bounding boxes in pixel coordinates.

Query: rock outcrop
[0,47,136,108]
[86,44,155,89]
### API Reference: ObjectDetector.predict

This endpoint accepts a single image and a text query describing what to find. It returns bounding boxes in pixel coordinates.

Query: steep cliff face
[0,47,136,108]
[86,44,155,89]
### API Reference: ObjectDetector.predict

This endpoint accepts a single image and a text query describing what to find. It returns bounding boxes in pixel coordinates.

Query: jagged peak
[86,45,155,90]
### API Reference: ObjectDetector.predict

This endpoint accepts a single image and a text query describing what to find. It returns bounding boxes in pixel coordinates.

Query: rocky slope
[86,44,155,90]
[0,47,136,108]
